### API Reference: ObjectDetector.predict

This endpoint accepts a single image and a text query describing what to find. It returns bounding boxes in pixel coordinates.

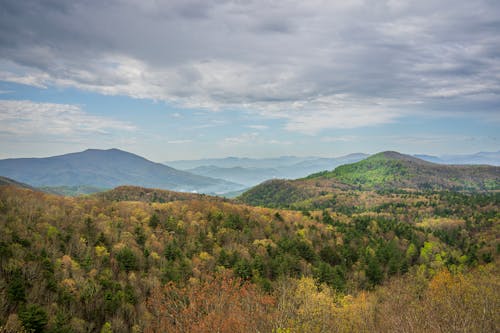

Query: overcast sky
[0,0,498,161]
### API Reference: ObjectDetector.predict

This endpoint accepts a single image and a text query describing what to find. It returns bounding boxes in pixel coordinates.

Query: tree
[116,247,138,272]
[146,272,275,333]
[19,304,48,333]
[100,322,112,333]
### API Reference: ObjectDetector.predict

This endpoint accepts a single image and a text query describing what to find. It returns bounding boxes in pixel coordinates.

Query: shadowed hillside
[0,176,34,190]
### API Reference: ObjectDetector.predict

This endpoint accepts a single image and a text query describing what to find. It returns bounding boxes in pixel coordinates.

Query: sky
[0,0,498,162]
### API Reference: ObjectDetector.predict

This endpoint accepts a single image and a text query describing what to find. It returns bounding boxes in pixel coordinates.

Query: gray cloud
[0,0,498,132]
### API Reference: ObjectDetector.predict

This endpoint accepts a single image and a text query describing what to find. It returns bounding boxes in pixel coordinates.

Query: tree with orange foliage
[145,271,275,333]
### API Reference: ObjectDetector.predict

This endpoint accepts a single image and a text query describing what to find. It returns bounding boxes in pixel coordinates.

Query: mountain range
[166,153,369,186]
[414,151,500,166]
[0,149,244,194]
[1,149,498,197]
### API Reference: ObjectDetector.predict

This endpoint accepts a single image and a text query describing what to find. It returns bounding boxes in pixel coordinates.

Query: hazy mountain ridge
[167,153,370,187]
[185,165,281,187]
[0,149,245,194]
[415,151,500,166]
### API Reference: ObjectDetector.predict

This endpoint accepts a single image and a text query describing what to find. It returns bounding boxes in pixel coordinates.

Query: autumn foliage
[0,185,498,332]
[145,271,274,333]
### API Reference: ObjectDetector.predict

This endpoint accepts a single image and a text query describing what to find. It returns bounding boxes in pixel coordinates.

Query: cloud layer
[1,0,499,133]
[0,100,135,137]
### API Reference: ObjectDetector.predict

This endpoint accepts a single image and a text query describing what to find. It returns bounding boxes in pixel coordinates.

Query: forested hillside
[240,151,500,209]
[0,185,498,332]
[307,151,500,191]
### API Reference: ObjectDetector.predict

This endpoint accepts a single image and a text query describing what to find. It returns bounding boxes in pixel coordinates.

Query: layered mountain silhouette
[415,151,500,166]
[0,149,244,194]
[167,153,369,186]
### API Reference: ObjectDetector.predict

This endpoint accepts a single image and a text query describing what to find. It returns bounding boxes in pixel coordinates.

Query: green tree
[19,304,48,333]
[7,270,26,304]
[116,247,138,272]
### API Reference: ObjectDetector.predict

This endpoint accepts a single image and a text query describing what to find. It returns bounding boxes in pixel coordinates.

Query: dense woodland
[0,183,498,332]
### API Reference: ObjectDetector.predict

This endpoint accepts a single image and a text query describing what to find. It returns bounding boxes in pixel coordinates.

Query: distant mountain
[239,151,499,208]
[167,153,369,187]
[165,156,312,169]
[415,151,500,166]
[0,149,244,194]
[185,165,281,187]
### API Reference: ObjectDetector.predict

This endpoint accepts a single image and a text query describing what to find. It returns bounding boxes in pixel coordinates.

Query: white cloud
[253,95,408,134]
[222,132,260,145]
[0,100,135,136]
[247,125,269,130]
[167,139,192,144]
[321,136,358,143]
[221,132,293,146]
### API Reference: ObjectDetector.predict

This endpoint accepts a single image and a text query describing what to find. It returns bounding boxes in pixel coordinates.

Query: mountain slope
[238,178,353,208]
[0,149,244,194]
[239,151,499,209]
[0,176,35,190]
[307,151,499,191]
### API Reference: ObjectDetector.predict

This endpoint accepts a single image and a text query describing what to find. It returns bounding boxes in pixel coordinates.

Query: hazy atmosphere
[1,0,499,160]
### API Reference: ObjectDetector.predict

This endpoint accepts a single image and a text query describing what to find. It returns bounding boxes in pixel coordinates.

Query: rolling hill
[0,149,244,194]
[239,151,500,208]
[308,151,499,191]
[0,175,498,332]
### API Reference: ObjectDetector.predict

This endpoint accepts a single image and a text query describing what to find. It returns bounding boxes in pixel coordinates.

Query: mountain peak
[0,148,244,193]
[83,148,126,154]
[369,151,433,164]
[303,150,499,191]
